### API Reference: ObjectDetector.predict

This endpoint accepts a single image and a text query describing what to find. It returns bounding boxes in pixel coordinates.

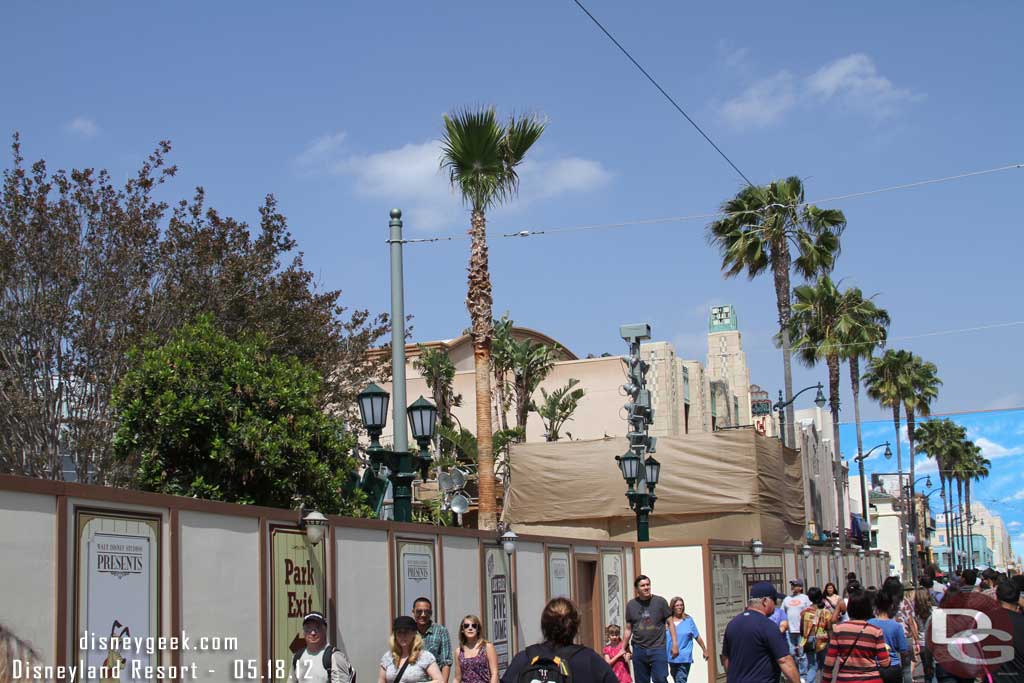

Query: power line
[401,162,1023,245]
[783,320,1024,356]
[569,0,755,187]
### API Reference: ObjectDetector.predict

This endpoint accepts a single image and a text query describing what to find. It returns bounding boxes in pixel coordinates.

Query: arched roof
[399,326,578,361]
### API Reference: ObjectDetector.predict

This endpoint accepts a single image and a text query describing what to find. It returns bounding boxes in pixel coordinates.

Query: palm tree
[531,378,586,442]
[841,289,889,484]
[914,418,963,566]
[440,108,545,529]
[864,350,912,489]
[787,275,882,549]
[708,178,845,445]
[903,353,941,577]
[961,441,990,568]
[508,338,558,441]
[491,314,515,432]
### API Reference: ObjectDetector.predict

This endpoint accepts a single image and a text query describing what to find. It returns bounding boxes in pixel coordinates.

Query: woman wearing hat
[379,616,445,683]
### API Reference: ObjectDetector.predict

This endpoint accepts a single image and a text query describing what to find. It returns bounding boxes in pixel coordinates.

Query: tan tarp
[503,430,805,545]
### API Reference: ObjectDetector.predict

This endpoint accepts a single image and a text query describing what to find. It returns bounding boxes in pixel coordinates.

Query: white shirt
[782,593,812,633]
[380,650,436,683]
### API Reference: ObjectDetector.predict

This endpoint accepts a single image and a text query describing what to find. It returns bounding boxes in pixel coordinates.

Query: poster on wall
[484,547,511,676]
[272,526,326,683]
[601,553,623,632]
[398,540,436,616]
[75,509,161,682]
[548,549,571,599]
[709,551,782,682]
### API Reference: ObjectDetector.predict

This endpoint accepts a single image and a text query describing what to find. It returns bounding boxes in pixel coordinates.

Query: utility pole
[616,323,660,542]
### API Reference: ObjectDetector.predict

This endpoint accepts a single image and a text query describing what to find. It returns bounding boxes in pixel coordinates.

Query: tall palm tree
[915,418,963,567]
[903,353,942,578]
[961,441,990,568]
[950,439,969,565]
[840,288,889,544]
[440,108,545,529]
[708,178,845,445]
[787,275,882,548]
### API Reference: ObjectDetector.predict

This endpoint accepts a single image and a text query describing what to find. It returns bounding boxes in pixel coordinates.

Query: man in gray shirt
[624,575,677,683]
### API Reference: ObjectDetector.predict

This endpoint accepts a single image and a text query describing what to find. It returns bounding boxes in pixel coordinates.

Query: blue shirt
[666,616,701,663]
[868,618,908,667]
[722,610,790,683]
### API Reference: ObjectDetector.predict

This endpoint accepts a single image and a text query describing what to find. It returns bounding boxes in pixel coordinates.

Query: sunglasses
[414,609,432,616]
[461,623,479,631]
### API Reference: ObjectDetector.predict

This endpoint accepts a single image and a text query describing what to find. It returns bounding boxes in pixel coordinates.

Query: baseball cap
[303,611,327,625]
[393,615,417,633]
[750,582,784,601]
[789,578,804,587]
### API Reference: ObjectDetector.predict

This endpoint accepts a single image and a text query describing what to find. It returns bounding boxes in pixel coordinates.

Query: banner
[601,553,623,632]
[397,540,435,617]
[484,547,510,676]
[271,527,326,683]
[548,549,571,599]
[75,510,160,683]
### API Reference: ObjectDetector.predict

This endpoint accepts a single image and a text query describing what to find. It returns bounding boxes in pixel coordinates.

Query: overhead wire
[569,0,755,187]
[399,163,1023,245]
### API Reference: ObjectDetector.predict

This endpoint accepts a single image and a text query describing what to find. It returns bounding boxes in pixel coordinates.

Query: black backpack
[517,644,583,683]
[293,645,357,682]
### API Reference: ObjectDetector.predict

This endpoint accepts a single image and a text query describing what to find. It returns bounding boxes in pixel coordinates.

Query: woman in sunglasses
[453,615,499,683]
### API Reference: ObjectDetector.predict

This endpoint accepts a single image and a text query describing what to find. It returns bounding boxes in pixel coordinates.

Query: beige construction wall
[0,490,55,664]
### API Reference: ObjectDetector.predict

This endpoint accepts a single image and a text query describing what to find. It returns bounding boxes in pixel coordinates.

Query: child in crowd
[602,624,632,683]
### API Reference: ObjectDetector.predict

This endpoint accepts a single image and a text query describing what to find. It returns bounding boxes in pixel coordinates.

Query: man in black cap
[782,579,811,680]
[720,582,799,683]
[293,611,355,683]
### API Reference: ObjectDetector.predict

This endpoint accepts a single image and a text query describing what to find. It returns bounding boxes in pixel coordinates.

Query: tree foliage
[0,136,390,482]
[531,378,585,442]
[112,316,369,515]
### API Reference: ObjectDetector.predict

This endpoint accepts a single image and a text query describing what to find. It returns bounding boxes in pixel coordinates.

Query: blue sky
[839,408,1024,558]
[2,2,1022,422]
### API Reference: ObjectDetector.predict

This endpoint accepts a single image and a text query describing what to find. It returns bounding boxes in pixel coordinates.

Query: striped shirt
[822,620,890,683]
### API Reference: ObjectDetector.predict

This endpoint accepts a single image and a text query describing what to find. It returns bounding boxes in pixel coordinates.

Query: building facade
[970,502,1015,571]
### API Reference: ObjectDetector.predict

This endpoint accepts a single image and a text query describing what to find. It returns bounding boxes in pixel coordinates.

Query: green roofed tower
[706,305,752,427]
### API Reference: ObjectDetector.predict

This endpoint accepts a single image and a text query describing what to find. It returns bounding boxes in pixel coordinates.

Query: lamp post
[773,383,826,448]
[801,544,813,583]
[357,384,438,522]
[617,323,659,541]
[500,528,519,653]
[853,442,891,549]
[832,542,842,583]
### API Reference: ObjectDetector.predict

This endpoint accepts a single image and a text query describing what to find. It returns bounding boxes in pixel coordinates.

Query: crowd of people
[288,566,1024,683]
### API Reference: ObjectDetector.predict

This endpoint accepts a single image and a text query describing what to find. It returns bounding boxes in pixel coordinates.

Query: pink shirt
[603,643,632,683]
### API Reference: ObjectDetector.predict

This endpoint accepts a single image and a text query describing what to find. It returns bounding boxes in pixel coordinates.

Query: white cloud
[1008,489,1024,502]
[721,71,797,129]
[66,117,99,138]
[294,131,347,168]
[1009,521,1021,529]
[721,53,919,129]
[303,136,612,231]
[915,457,938,474]
[985,393,1024,410]
[976,437,1024,459]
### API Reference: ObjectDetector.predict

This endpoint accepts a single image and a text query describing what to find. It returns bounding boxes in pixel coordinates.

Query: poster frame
[269,523,328,682]
[72,506,163,673]
[599,549,626,635]
[395,536,439,621]
[544,545,573,601]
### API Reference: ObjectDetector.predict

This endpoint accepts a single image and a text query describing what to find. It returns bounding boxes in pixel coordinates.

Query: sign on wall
[74,509,161,681]
[484,547,511,676]
[601,553,623,632]
[548,549,571,599]
[271,526,326,682]
[397,539,436,617]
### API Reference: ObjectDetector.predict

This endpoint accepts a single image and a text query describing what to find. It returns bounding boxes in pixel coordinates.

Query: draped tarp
[503,430,805,545]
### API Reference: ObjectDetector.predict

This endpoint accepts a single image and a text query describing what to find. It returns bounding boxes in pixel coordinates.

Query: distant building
[970,502,1015,571]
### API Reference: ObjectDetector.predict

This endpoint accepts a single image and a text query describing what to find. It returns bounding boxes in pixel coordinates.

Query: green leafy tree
[531,378,585,442]
[439,108,545,530]
[960,441,989,567]
[903,352,941,574]
[412,344,462,431]
[508,338,558,441]
[841,288,890,473]
[112,316,368,515]
[491,314,515,432]
[864,350,913,501]
[916,418,963,563]
[707,178,845,445]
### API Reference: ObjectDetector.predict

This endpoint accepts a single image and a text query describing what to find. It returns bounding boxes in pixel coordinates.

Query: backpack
[518,644,583,683]
[293,645,357,682]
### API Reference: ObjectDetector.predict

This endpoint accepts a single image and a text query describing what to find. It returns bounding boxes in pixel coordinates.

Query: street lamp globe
[357,383,390,446]
[884,443,892,460]
[501,530,518,557]
[832,543,842,558]
[814,385,826,409]
[801,544,812,559]
[925,476,932,489]
[644,456,661,489]
[751,539,763,557]
[407,396,438,443]
[858,547,865,559]
[302,510,328,546]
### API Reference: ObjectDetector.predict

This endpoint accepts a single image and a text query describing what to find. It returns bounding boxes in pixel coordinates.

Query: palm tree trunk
[771,246,796,446]
[515,377,529,442]
[939,474,950,570]
[906,407,919,583]
[966,480,974,568]
[957,479,967,568]
[495,378,509,432]
[467,208,497,530]
[828,354,846,550]
[850,356,867,546]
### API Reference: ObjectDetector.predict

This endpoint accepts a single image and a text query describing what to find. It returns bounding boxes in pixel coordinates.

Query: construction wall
[0,475,631,683]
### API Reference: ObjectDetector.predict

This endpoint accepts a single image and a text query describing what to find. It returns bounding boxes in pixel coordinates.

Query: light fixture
[407,396,438,443]
[925,476,932,489]
[814,384,826,409]
[301,510,328,546]
[501,529,518,557]
[801,544,812,559]
[858,547,865,559]
[644,456,661,491]
[884,443,892,460]
[831,543,841,558]
[357,383,390,448]
[616,451,641,489]
[751,539,763,557]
